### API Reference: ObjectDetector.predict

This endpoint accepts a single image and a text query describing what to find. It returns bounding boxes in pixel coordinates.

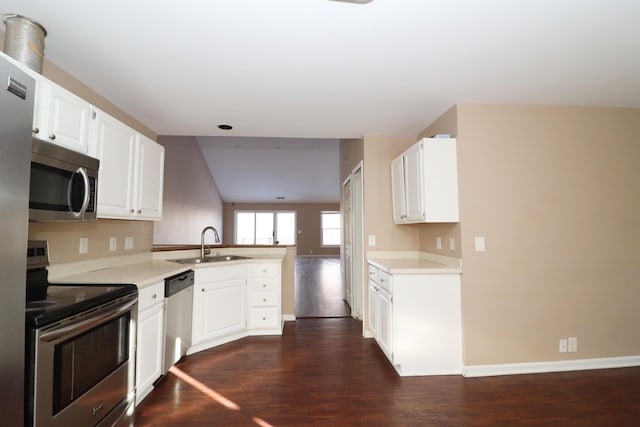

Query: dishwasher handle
[165,270,194,297]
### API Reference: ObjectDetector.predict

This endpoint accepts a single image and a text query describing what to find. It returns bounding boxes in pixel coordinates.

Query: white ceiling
[2,0,640,202]
[197,136,340,203]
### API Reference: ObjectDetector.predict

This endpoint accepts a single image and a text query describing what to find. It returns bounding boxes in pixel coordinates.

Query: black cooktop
[25,240,137,329]
[26,283,137,328]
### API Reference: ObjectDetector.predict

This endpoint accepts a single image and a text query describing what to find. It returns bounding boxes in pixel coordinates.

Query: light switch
[475,237,486,252]
[368,235,376,247]
[109,237,117,251]
[449,237,456,251]
[436,237,442,250]
[124,236,134,250]
[79,237,88,254]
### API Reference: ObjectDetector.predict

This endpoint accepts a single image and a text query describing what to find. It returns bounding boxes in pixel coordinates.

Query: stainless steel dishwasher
[163,270,194,374]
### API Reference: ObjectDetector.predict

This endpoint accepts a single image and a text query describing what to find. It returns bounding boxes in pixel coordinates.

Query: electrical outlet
[449,237,456,251]
[79,237,88,254]
[568,337,578,352]
[368,235,376,247]
[109,237,117,251]
[124,236,134,250]
[475,237,486,252]
[559,338,568,353]
[436,237,442,250]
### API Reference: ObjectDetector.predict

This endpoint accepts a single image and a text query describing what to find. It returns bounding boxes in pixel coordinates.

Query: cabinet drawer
[248,263,280,277]
[248,276,280,292]
[249,307,280,328]
[196,264,247,283]
[378,270,392,293]
[248,291,279,307]
[138,281,164,311]
[367,265,378,283]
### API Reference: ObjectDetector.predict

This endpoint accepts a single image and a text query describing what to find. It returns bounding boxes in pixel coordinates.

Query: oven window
[52,313,130,414]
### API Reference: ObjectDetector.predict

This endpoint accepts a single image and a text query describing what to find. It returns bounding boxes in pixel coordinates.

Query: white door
[136,135,165,220]
[198,279,246,341]
[351,163,364,319]
[91,110,137,218]
[390,155,406,222]
[403,143,424,221]
[342,177,353,308]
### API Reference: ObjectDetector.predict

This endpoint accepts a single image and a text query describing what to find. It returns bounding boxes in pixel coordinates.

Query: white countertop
[51,260,190,288]
[50,251,286,289]
[367,251,462,274]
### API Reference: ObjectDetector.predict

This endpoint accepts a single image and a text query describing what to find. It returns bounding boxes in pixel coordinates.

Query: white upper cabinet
[136,135,165,220]
[89,108,164,221]
[33,78,92,153]
[390,155,405,223]
[391,137,459,224]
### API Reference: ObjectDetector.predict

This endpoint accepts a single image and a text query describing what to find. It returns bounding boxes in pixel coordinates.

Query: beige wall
[456,104,640,365]
[361,104,640,367]
[223,202,340,256]
[362,135,420,252]
[153,136,224,245]
[340,138,364,183]
[28,220,153,264]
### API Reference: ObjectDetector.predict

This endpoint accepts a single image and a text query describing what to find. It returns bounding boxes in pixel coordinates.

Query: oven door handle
[39,297,137,343]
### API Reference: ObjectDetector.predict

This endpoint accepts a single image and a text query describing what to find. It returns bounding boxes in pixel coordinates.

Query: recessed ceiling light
[329,0,373,3]
[218,124,233,130]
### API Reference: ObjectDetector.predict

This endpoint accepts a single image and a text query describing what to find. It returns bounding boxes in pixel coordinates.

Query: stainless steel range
[25,241,138,427]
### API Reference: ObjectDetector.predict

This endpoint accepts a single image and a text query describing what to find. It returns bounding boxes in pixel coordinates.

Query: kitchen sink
[169,255,252,264]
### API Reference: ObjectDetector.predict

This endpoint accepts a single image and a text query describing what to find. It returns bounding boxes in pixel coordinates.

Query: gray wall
[153,135,224,244]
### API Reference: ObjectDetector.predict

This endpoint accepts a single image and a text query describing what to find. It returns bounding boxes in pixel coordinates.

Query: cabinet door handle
[129,209,135,213]
[49,133,56,140]
[201,288,205,292]
[262,317,266,321]
[262,284,267,288]
[33,127,39,134]
[137,209,142,214]
[152,293,157,299]
[262,298,267,302]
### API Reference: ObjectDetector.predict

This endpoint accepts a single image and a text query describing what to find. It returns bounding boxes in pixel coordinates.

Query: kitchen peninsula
[46,244,293,406]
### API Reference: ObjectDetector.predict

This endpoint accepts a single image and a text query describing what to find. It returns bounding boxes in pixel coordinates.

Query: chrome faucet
[200,226,220,258]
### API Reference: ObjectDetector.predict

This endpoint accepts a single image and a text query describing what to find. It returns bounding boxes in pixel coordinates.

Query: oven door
[30,294,137,427]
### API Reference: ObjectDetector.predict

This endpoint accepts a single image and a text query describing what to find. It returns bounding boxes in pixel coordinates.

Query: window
[321,211,341,247]
[235,211,296,245]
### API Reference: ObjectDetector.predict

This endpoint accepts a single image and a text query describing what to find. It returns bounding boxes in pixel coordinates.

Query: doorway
[294,256,350,317]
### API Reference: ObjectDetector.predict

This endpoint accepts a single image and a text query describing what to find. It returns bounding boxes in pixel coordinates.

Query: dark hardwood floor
[136,318,640,426]
[295,256,350,318]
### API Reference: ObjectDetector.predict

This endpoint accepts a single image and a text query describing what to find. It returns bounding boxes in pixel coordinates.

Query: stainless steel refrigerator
[0,52,35,426]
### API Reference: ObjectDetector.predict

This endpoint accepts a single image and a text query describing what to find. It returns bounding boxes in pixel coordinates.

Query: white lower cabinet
[189,262,283,354]
[135,281,165,405]
[191,265,247,352]
[367,263,462,376]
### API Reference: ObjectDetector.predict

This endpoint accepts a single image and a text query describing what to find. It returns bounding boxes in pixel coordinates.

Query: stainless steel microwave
[29,138,99,222]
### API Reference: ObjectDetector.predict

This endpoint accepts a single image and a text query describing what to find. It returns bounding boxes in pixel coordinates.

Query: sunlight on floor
[168,366,240,410]
[168,366,274,426]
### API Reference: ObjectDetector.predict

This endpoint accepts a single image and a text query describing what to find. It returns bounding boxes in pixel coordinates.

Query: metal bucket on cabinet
[2,14,47,73]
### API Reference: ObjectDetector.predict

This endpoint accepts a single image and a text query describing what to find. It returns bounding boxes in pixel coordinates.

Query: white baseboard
[463,355,640,377]
[282,314,296,322]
